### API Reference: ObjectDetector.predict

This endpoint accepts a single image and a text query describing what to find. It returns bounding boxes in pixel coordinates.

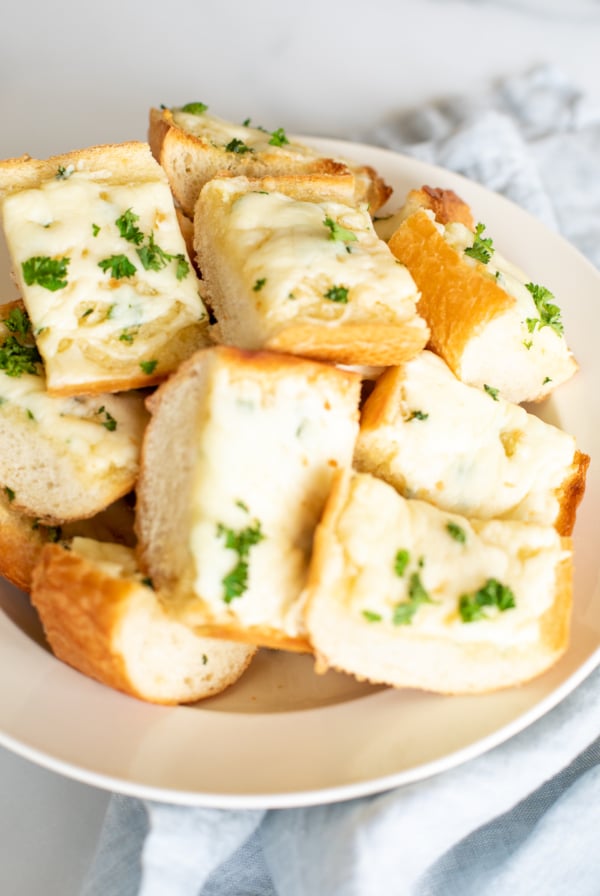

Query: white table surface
[2,1,600,893]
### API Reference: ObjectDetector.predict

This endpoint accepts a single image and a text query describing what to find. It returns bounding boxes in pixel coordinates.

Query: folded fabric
[82,64,600,896]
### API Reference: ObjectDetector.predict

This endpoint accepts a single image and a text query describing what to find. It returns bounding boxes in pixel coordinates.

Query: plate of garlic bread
[0,104,596,807]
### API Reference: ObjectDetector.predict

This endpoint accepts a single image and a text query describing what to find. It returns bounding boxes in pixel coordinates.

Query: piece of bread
[149,104,392,217]
[354,350,589,535]
[304,470,573,694]
[136,344,361,651]
[0,491,135,592]
[30,538,256,704]
[194,176,429,366]
[387,187,577,403]
[0,301,148,522]
[0,142,210,396]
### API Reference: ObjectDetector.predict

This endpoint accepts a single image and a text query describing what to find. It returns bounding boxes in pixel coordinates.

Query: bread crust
[149,107,391,216]
[389,210,515,368]
[30,543,256,704]
[554,450,590,536]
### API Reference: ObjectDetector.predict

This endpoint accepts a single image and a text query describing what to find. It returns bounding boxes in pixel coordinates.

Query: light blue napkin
[82,65,600,896]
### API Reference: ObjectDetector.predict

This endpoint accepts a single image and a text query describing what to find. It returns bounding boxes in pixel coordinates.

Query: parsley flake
[464,222,494,264]
[446,521,467,544]
[115,208,144,246]
[175,254,190,281]
[5,307,32,338]
[324,285,349,304]
[225,138,252,154]
[394,549,410,577]
[217,518,265,603]
[484,384,499,401]
[253,277,267,292]
[136,232,172,272]
[269,127,289,147]
[525,282,564,337]
[97,406,117,431]
[393,572,432,625]
[362,610,382,623]
[459,578,516,622]
[408,409,429,421]
[22,256,70,291]
[140,360,158,375]
[0,336,42,377]
[92,223,100,237]
[98,254,137,279]
[56,164,74,180]
[181,102,208,115]
[5,486,15,503]
[323,216,358,244]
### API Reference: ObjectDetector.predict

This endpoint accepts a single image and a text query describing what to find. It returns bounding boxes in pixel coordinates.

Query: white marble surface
[1,1,600,893]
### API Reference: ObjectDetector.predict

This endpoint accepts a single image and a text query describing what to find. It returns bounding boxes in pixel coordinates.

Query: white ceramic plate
[0,138,599,809]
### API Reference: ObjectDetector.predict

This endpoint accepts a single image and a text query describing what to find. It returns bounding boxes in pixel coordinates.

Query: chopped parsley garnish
[543,376,552,385]
[56,164,74,180]
[5,486,15,503]
[140,360,158,375]
[394,548,410,577]
[523,339,533,350]
[175,254,190,281]
[22,256,70,291]
[141,576,154,589]
[26,409,35,420]
[253,277,267,292]
[269,127,289,147]
[97,406,117,431]
[525,282,564,337]
[446,521,467,544]
[323,216,358,244]
[115,208,144,245]
[459,578,516,622]
[362,610,382,623]
[225,138,252,154]
[5,307,31,337]
[202,653,208,665]
[393,572,432,625]
[217,518,265,603]
[81,308,94,318]
[137,232,172,272]
[45,525,62,543]
[0,336,42,377]
[324,285,349,304]
[181,102,208,115]
[98,254,137,279]
[92,223,100,237]
[119,329,135,343]
[408,409,429,421]
[484,384,499,401]
[464,222,494,264]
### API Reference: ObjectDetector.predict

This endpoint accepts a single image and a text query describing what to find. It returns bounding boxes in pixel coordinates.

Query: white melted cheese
[1,171,207,388]
[172,108,319,159]
[440,219,576,400]
[357,350,576,525]
[189,366,358,637]
[214,185,420,328]
[338,474,567,647]
[0,364,146,477]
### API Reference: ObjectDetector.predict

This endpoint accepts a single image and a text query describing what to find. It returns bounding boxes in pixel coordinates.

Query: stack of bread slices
[0,102,589,704]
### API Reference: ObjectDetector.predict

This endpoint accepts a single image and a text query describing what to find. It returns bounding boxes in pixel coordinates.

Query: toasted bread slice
[0,491,135,592]
[194,176,429,366]
[354,351,589,535]
[0,301,148,523]
[31,539,255,704]
[0,142,209,396]
[305,471,573,694]
[149,105,391,217]
[136,345,361,651]
[387,187,577,403]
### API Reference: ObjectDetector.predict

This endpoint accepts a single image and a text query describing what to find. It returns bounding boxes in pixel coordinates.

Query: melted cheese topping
[188,366,358,637]
[172,108,319,159]
[0,363,146,477]
[337,474,567,647]
[357,350,576,525]
[441,219,576,400]
[210,183,420,330]
[1,171,207,389]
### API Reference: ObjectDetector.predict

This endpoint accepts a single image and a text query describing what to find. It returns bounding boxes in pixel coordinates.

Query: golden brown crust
[265,321,428,367]
[554,450,590,536]
[31,544,137,695]
[418,186,475,228]
[388,210,515,368]
[185,620,312,653]
[539,537,573,656]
